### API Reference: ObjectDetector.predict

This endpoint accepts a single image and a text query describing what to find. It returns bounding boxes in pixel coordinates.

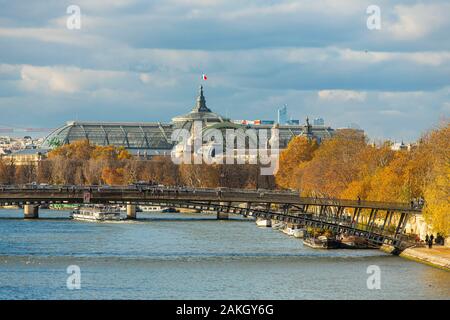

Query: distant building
[277,105,287,125]
[41,86,347,156]
[232,120,275,125]
[313,118,324,126]
[391,141,409,151]
[1,148,48,166]
[0,136,44,161]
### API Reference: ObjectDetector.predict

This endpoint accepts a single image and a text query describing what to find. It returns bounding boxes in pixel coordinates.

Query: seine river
[0,209,449,300]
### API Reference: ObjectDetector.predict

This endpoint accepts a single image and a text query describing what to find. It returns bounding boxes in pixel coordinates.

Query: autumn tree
[48,139,94,161]
[0,159,15,184]
[15,164,36,184]
[46,139,133,185]
[275,136,318,190]
[300,130,367,197]
[36,160,53,184]
[340,143,395,200]
[418,123,450,235]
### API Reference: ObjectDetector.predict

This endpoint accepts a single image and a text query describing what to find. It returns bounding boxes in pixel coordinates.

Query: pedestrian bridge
[0,185,422,250]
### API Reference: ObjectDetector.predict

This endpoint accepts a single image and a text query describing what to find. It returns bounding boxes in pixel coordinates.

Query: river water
[0,209,448,300]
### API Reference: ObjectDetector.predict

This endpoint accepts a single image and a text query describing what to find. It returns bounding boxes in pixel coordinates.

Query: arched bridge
[0,185,422,250]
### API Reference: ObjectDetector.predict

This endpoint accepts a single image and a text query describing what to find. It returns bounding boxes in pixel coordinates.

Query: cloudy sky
[0,0,449,141]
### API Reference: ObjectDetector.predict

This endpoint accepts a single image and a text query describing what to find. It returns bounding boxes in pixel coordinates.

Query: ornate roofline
[192,85,211,113]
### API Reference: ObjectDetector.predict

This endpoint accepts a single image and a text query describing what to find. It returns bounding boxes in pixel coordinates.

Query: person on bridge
[428,234,434,249]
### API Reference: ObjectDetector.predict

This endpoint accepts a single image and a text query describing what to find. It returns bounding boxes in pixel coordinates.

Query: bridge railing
[0,184,422,213]
[296,196,422,211]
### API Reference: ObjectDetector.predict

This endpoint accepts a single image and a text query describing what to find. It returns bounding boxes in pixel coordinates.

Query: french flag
[202,74,207,80]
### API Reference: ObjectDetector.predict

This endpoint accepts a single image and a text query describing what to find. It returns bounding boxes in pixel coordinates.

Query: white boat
[139,205,163,212]
[256,218,271,227]
[272,222,285,230]
[282,226,305,237]
[286,227,296,236]
[293,228,305,238]
[139,205,179,213]
[71,206,125,222]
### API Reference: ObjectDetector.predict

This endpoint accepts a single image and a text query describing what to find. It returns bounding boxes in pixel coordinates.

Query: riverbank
[400,246,450,271]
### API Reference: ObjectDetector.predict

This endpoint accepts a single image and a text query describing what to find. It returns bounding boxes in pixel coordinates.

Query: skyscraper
[278,105,287,125]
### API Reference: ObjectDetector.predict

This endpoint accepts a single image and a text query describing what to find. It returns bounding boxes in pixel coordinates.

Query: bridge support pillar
[126,204,136,219]
[24,204,39,219]
[217,211,229,220]
[217,202,229,220]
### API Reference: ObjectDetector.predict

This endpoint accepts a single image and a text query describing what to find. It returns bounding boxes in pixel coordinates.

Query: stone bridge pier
[126,204,136,219]
[24,204,39,219]
[217,202,230,220]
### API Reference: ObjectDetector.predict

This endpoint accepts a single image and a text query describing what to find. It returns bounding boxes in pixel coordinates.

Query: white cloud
[20,65,78,93]
[0,27,105,47]
[139,72,178,87]
[339,48,450,66]
[73,0,138,12]
[7,64,181,96]
[19,65,127,94]
[379,110,403,116]
[0,0,449,141]
[387,3,450,40]
[441,102,450,113]
[318,90,367,102]
[406,52,450,66]
[221,0,362,20]
[378,91,425,101]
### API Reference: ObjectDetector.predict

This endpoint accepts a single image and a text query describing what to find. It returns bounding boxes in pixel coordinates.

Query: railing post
[369,209,378,232]
[367,208,374,231]
[380,210,390,234]
[336,206,343,224]
[356,208,361,226]
[394,212,409,247]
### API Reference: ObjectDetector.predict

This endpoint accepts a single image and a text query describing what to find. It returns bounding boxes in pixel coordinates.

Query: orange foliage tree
[275,121,450,235]
[300,130,367,197]
[275,136,318,190]
[46,139,132,185]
